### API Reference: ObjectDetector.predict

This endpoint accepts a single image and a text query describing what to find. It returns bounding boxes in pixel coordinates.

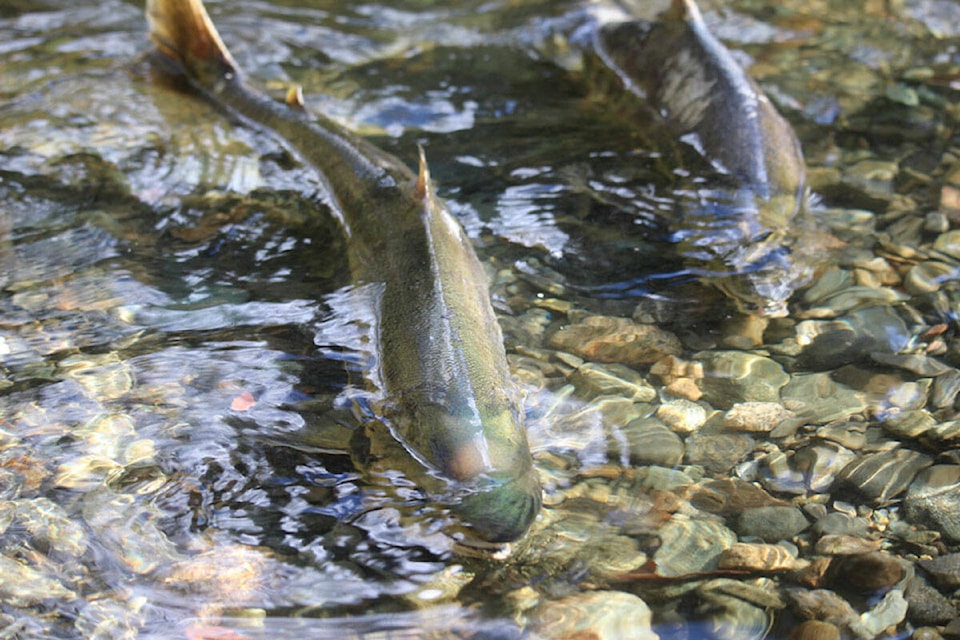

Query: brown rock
[548,316,682,367]
[718,543,810,572]
[788,620,841,640]
[828,551,904,592]
[814,534,883,556]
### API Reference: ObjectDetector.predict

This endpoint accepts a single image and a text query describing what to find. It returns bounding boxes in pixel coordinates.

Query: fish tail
[146,0,238,84]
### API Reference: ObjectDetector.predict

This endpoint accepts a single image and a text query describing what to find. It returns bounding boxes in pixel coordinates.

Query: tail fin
[146,0,238,83]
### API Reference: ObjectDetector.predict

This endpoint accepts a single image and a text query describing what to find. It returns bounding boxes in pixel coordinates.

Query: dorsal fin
[147,0,238,83]
[415,144,431,200]
[285,84,305,109]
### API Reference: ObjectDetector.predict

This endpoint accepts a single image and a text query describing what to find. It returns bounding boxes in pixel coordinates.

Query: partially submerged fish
[592,0,813,316]
[146,0,540,542]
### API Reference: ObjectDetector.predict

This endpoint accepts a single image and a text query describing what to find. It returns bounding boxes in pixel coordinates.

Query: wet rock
[653,515,737,578]
[686,478,787,517]
[934,229,960,260]
[917,553,960,590]
[884,409,937,439]
[781,372,867,424]
[697,351,790,409]
[904,575,956,626]
[723,402,795,433]
[735,506,809,542]
[718,542,810,572]
[810,512,871,538]
[699,577,786,610]
[788,620,842,640]
[904,465,960,542]
[837,448,933,506]
[828,552,905,593]
[684,432,756,476]
[570,362,657,402]
[758,443,856,495]
[612,417,685,468]
[530,590,657,640]
[905,261,958,295]
[814,534,882,556]
[794,306,911,370]
[0,556,75,606]
[694,588,771,640]
[931,369,960,409]
[548,316,681,367]
[656,399,708,434]
[849,589,908,639]
[788,588,858,628]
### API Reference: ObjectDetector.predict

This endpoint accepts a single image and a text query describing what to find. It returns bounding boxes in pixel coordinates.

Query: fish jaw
[452,467,542,544]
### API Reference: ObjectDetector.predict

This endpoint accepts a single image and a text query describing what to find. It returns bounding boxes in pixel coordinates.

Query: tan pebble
[814,534,882,555]
[723,402,795,432]
[665,378,703,401]
[788,619,841,640]
[718,543,810,572]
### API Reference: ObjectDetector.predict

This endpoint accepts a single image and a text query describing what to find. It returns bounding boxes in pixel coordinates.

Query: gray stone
[613,418,685,468]
[781,373,867,424]
[570,362,657,403]
[810,512,871,538]
[904,576,956,626]
[735,506,810,543]
[697,351,790,409]
[905,465,960,542]
[685,432,756,476]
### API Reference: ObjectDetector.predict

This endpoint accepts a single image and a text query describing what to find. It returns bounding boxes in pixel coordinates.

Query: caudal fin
[146,0,238,83]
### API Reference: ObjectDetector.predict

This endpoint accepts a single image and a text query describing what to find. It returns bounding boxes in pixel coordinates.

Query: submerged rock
[904,465,960,542]
[697,351,790,408]
[548,315,682,366]
[530,590,658,640]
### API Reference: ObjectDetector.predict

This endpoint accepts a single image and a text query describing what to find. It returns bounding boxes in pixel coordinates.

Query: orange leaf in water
[230,391,256,411]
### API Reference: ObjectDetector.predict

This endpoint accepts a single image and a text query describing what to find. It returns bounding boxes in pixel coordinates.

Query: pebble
[570,362,657,402]
[655,399,707,434]
[530,590,658,640]
[697,351,790,409]
[718,542,810,572]
[814,534,882,556]
[547,316,682,367]
[828,551,905,593]
[652,516,737,578]
[612,418,685,468]
[686,478,787,517]
[684,432,756,476]
[810,512,871,538]
[837,448,933,505]
[735,506,810,543]
[723,402,795,433]
[904,575,956,626]
[917,553,960,590]
[788,620,842,640]
[780,372,867,424]
[849,589,908,639]
[904,465,960,542]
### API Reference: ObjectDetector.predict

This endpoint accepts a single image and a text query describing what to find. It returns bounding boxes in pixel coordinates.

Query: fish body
[593,0,812,316]
[146,0,540,543]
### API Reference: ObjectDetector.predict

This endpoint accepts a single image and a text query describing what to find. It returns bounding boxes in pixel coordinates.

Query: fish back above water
[146,0,540,543]
[592,0,814,316]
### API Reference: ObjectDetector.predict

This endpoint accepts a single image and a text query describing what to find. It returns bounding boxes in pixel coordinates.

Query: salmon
[593,0,812,316]
[146,0,540,543]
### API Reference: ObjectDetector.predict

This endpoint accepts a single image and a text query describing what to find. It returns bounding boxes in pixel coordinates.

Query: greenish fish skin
[595,0,812,317]
[146,0,540,543]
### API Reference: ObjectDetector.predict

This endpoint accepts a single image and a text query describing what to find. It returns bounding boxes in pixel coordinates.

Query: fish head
[450,467,542,544]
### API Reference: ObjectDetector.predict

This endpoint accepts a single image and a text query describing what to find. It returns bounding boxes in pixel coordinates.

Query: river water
[2,0,960,638]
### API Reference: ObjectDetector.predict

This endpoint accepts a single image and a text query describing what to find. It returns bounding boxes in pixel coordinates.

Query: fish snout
[453,469,542,544]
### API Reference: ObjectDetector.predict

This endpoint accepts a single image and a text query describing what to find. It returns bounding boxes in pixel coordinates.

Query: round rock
[735,506,810,543]
[696,351,790,409]
[904,465,960,542]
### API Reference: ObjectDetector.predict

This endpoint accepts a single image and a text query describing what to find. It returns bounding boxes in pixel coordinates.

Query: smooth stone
[904,261,957,295]
[883,409,937,439]
[548,316,682,367]
[684,432,755,476]
[686,478,787,517]
[696,351,790,409]
[718,543,809,572]
[570,361,658,403]
[932,369,960,409]
[816,422,868,450]
[837,448,934,506]
[736,506,810,543]
[904,465,960,542]
[814,534,882,556]
[934,229,960,260]
[904,575,956,625]
[810,512,871,538]
[849,589,908,639]
[788,620,841,640]
[613,418,684,468]
[781,372,867,425]
[656,399,707,434]
[653,516,737,578]
[917,553,960,590]
[530,590,658,640]
[723,402,795,433]
[829,552,905,593]
[794,306,910,370]
[758,444,856,495]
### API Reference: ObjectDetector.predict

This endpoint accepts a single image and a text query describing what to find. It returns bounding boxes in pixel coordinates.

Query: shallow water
[2,0,960,638]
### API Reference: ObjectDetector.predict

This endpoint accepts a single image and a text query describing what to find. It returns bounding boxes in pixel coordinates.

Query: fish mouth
[451,470,542,544]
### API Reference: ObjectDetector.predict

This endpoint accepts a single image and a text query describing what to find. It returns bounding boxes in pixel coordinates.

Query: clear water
[1,0,957,638]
